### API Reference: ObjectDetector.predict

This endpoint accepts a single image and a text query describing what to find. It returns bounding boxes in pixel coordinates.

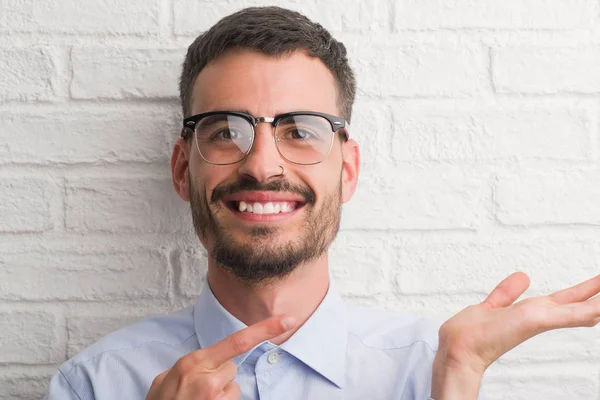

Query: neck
[206,254,330,345]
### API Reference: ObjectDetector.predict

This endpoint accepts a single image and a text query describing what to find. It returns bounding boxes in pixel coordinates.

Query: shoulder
[59,306,198,377]
[346,303,441,353]
[45,306,199,399]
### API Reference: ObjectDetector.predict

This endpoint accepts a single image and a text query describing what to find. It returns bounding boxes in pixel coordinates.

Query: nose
[236,122,285,182]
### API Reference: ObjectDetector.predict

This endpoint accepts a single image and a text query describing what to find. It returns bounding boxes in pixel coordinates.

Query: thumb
[482,272,530,309]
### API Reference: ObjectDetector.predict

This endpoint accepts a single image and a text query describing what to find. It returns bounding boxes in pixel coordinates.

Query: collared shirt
[44,277,440,400]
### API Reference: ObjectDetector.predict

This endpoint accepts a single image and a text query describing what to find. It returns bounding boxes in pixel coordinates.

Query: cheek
[194,166,237,199]
[188,164,210,199]
[310,165,342,201]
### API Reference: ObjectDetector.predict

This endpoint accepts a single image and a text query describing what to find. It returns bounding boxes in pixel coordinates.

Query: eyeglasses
[181,111,349,165]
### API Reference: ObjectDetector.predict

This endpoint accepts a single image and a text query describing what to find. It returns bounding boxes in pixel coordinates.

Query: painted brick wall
[1,1,600,399]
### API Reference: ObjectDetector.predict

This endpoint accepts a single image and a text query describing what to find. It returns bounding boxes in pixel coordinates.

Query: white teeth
[263,202,274,214]
[236,201,296,214]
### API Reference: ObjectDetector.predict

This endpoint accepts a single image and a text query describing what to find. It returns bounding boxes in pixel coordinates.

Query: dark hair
[179,6,356,124]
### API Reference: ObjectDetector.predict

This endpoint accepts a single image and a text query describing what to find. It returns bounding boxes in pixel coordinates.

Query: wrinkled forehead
[190,49,340,118]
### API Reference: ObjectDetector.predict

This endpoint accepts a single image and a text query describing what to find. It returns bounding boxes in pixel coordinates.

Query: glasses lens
[194,114,253,164]
[275,115,335,164]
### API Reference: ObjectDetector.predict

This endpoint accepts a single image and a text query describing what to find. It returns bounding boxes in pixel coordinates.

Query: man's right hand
[146,315,297,400]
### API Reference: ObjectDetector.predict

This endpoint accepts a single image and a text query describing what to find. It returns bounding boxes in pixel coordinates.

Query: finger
[217,381,241,400]
[578,293,600,325]
[202,315,297,368]
[554,296,600,329]
[177,361,238,399]
[152,370,169,386]
[211,360,238,390]
[483,272,530,308]
[145,370,169,399]
[549,274,600,305]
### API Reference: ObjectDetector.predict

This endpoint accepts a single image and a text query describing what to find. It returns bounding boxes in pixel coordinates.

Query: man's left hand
[431,272,600,399]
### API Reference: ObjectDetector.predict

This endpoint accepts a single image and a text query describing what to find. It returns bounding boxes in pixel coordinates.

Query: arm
[430,358,482,399]
[430,360,481,400]
[44,370,85,400]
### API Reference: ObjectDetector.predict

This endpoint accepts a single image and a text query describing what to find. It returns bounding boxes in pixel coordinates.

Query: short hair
[179,6,356,124]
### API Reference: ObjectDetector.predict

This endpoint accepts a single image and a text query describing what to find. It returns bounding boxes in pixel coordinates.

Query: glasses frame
[181,110,349,166]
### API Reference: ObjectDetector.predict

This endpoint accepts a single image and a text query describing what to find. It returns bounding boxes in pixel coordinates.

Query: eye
[210,128,240,141]
[280,126,320,141]
[276,117,326,142]
[290,128,314,140]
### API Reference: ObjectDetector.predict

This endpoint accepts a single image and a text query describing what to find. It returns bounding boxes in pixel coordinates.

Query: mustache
[211,177,316,205]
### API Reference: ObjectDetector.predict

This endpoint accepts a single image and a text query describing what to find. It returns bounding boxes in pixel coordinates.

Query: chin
[232,224,288,241]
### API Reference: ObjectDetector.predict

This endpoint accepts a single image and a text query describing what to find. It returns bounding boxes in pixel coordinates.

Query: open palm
[436,272,600,375]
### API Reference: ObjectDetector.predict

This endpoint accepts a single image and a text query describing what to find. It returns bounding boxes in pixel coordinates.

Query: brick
[492,46,600,94]
[340,0,390,32]
[391,240,598,295]
[483,370,598,400]
[65,177,189,233]
[391,105,591,161]
[173,1,341,36]
[330,232,390,296]
[341,168,484,230]
[395,0,597,30]
[385,293,484,320]
[0,0,160,34]
[0,109,178,164]
[495,170,600,226]
[176,247,208,298]
[0,179,52,233]
[350,101,391,154]
[0,310,63,364]
[0,372,53,399]
[67,314,147,357]
[71,48,184,100]
[0,250,168,301]
[0,48,55,101]
[349,101,393,180]
[354,44,486,97]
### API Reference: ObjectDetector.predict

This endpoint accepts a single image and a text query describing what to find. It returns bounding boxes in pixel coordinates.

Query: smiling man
[44,6,600,400]
[181,48,351,290]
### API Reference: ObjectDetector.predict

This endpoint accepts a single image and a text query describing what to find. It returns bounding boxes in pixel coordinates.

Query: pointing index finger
[202,315,297,369]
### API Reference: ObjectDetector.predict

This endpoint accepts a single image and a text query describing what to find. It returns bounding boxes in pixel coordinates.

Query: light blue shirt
[44,277,440,400]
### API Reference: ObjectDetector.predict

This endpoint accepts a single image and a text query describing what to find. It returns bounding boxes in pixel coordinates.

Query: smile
[221,192,308,221]
[236,201,297,214]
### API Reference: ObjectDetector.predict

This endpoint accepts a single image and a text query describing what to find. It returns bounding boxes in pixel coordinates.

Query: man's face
[180,49,357,285]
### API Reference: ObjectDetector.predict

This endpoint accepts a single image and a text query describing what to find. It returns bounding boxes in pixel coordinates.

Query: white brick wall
[1,1,599,399]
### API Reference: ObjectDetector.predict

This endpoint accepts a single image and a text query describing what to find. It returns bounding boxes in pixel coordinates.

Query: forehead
[191,49,339,117]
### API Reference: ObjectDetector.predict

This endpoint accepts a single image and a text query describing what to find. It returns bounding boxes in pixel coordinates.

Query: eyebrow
[204,109,295,117]
[217,108,254,114]
[201,114,230,125]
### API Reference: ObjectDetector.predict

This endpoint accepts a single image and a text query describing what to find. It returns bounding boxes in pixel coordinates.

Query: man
[44,6,600,400]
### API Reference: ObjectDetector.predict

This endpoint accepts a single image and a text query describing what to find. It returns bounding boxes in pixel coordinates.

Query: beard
[189,172,342,286]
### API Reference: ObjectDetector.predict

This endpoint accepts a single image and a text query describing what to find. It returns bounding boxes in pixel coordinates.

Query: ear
[171,137,192,202]
[341,139,360,203]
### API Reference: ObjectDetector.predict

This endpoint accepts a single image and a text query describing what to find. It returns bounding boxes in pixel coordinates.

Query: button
[267,351,280,364]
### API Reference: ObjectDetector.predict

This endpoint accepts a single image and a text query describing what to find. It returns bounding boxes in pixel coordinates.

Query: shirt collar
[279,278,347,388]
[193,275,348,388]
